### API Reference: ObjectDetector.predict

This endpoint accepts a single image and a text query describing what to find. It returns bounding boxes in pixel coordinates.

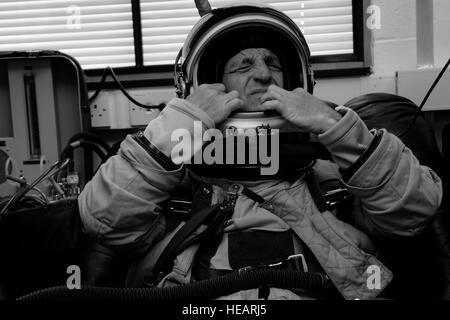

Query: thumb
[260,100,280,112]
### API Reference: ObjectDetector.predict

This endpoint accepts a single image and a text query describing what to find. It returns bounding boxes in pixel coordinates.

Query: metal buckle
[285,254,308,272]
[323,187,349,207]
[237,253,309,274]
[166,198,192,214]
[227,183,244,195]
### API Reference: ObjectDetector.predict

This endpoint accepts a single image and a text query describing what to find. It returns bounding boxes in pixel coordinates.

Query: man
[78,3,442,300]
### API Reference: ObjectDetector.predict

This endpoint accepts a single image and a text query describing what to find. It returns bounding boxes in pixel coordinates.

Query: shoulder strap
[305,170,329,213]
[150,203,222,284]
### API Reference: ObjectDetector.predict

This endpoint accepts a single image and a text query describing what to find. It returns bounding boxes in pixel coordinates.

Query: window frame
[85,0,371,89]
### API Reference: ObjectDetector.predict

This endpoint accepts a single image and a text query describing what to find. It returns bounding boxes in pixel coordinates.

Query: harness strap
[153,171,349,286]
[151,203,222,285]
[241,186,265,204]
[305,171,329,213]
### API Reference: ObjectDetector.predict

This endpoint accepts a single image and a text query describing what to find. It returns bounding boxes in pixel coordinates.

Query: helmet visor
[197,24,306,91]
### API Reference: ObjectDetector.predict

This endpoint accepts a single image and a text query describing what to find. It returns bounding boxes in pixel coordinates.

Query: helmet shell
[175,3,314,98]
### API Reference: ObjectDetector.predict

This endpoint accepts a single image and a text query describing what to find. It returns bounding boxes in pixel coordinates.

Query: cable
[0,158,70,214]
[70,141,108,163]
[105,140,123,159]
[60,140,108,172]
[0,198,12,211]
[60,134,111,180]
[29,187,49,204]
[92,139,124,175]
[2,162,56,212]
[68,133,111,155]
[88,66,165,111]
[0,195,46,213]
[48,177,65,197]
[88,66,110,103]
[398,57,450,138]
[6,175,48,204]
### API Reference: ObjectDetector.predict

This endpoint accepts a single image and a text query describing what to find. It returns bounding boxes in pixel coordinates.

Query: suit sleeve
[318,106,443,238]
[77,98,214,252]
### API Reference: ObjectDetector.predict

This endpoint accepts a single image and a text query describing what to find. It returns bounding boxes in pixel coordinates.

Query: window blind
[0,0,135,69]
[141,0,354,66]
[0,0,355,70]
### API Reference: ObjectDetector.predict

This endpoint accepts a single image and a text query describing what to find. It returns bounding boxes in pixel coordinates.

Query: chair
[346,93,450,299]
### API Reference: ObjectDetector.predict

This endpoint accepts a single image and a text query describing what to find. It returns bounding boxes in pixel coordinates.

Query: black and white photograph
[0,0,449,309]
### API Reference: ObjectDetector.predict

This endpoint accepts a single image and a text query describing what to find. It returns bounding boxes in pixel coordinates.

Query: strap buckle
[323,187,349,208]
[227,183,244,195]
[285,254,308,272]
[238,253,309,273]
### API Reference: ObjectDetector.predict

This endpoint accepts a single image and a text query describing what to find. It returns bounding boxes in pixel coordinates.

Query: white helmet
[174,2,315,98]
[178,2,324,179]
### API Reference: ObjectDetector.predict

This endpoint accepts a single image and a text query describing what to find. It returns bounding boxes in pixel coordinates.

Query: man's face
[222,48,284,111]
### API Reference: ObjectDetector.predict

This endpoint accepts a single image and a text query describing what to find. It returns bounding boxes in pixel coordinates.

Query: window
[0,0,135,69]
[141,0,356,66]
[0,0,368,78]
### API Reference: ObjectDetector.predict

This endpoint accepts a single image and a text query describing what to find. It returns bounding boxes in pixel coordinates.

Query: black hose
[105,140,123,160]
[68,133,112,155]
[61,141,108,164]
[93,140,123,174]
[78,141,108,163]
[18,269,332,301]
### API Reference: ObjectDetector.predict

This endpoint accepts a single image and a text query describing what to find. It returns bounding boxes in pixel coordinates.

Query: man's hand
[260,85,342,134]
[186,83,243,125]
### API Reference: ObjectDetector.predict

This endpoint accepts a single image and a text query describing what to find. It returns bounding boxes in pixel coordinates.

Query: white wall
[434,0,450,68]
[92,1,450,128]
[314,0,450,106]
[371,0,416,75]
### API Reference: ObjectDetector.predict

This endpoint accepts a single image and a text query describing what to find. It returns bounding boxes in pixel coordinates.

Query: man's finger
[260,90,280,103]
[207,83,226,91]
[215,83,227,91]
[268,84,286,94]
[292,87,307,95]
[226,98,244,112]
[260,100,281,112]
[224,90,239,101]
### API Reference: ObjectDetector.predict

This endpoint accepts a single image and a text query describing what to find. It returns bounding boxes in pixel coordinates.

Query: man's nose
[252,62,272,83]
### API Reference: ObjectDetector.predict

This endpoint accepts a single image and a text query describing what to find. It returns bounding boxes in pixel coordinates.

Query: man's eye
[269,64,282,71]
[233,64,252,72]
